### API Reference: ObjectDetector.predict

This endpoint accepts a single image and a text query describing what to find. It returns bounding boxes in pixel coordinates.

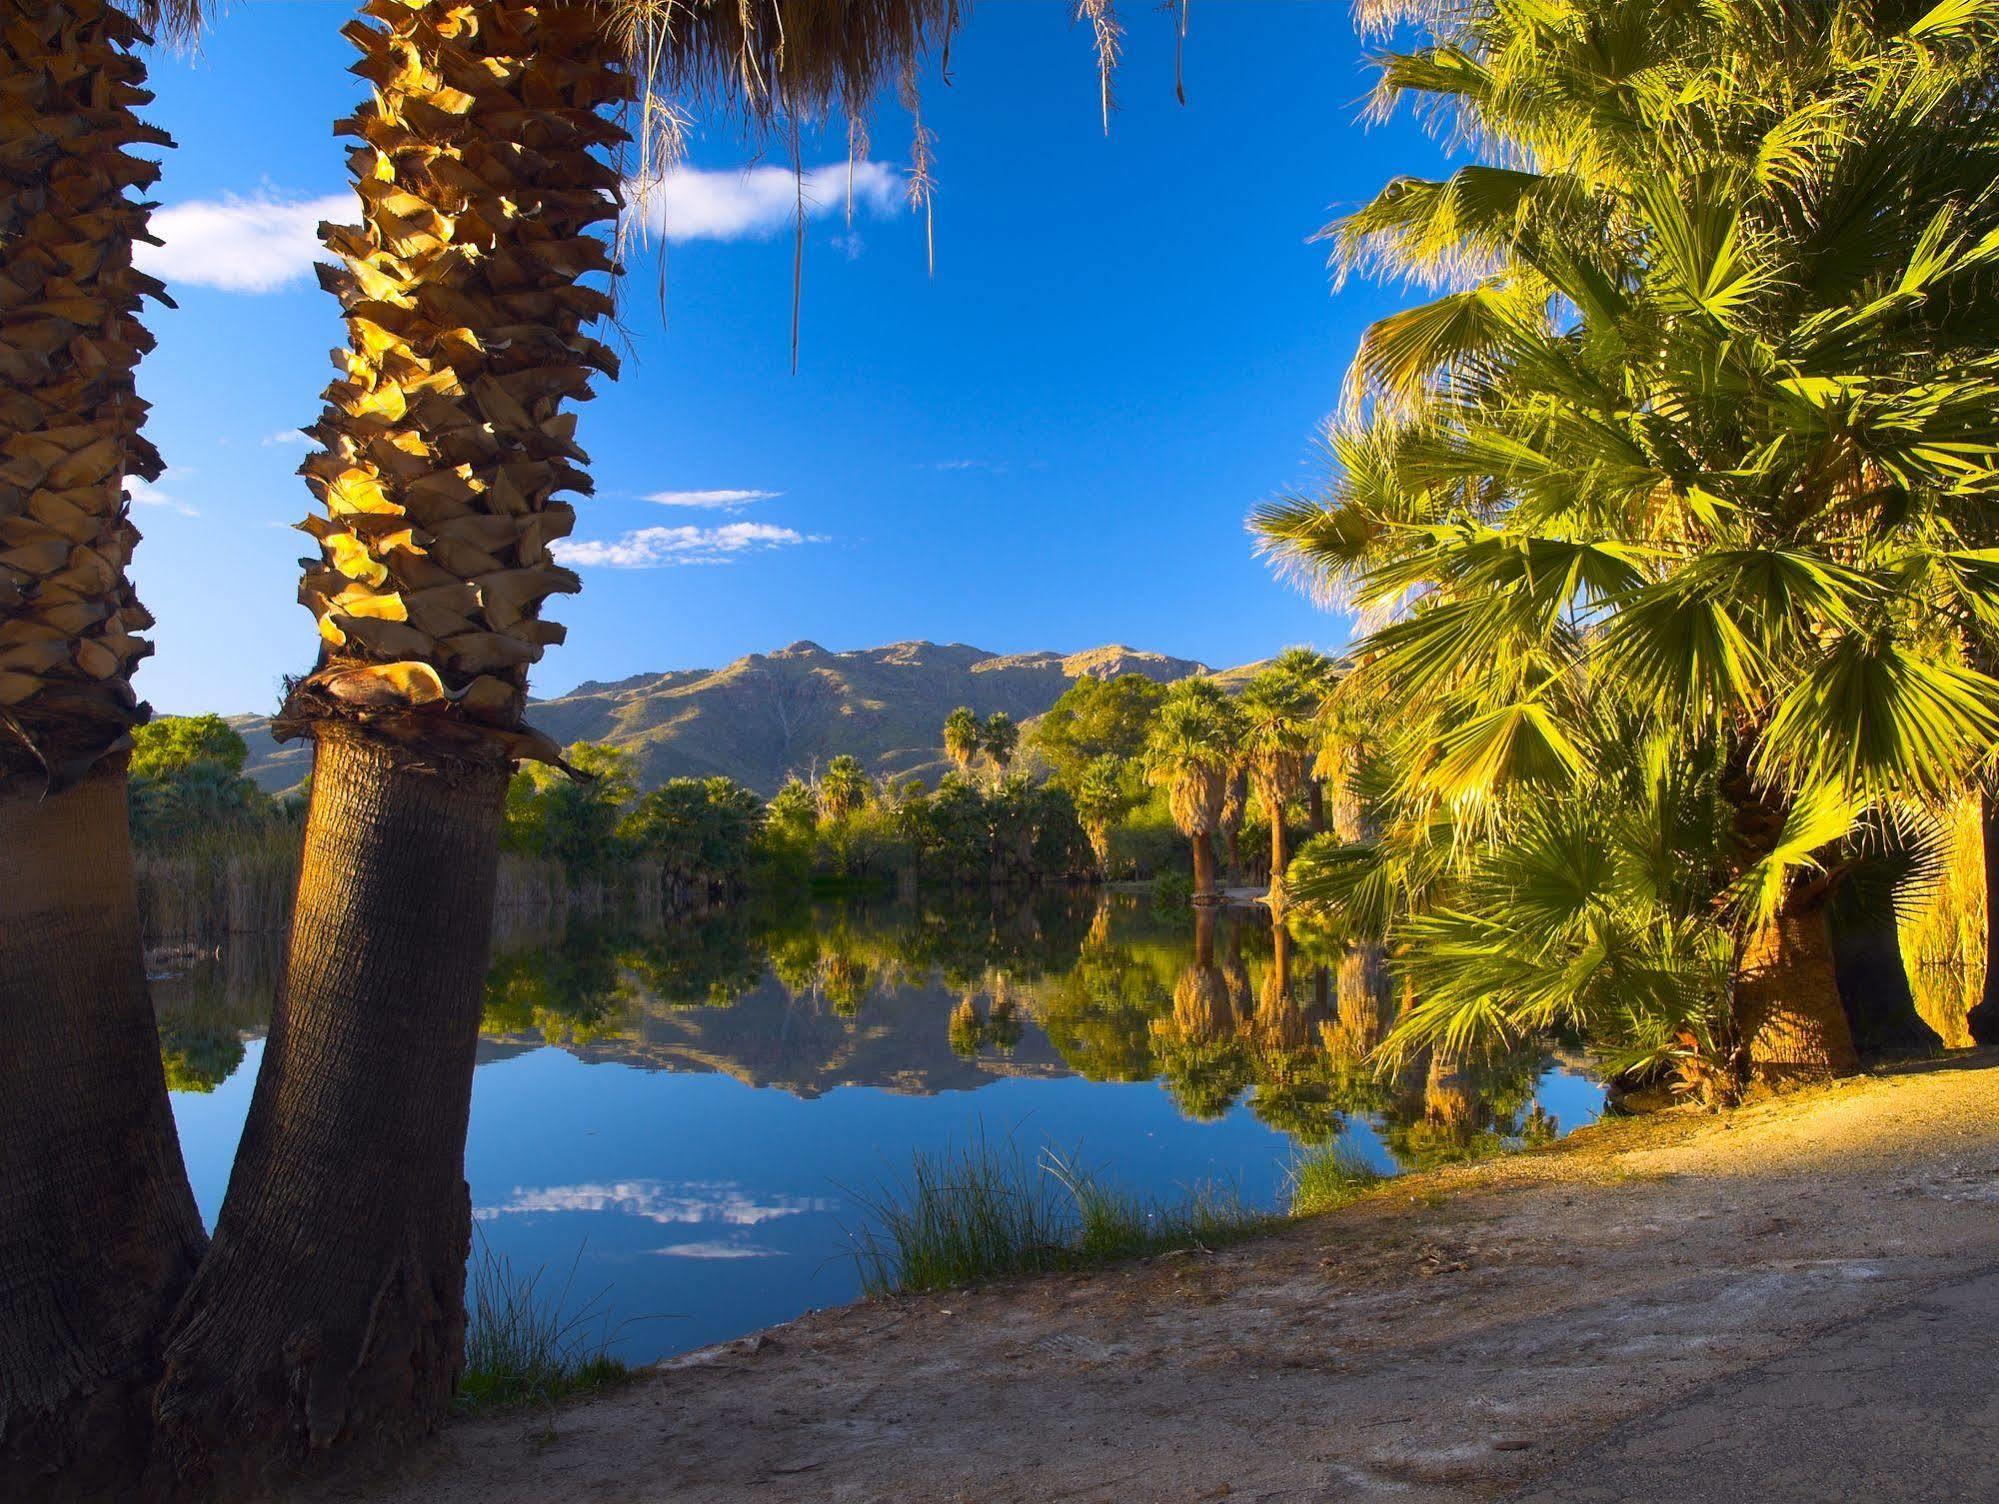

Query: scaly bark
[1825,877,1940,1058]
[1968,790,1999,1045]
[1190,827,1219,902]
[151,734,508,1493]
[0,5,203,1493]
[1734,903,1859,1082]
[152,1,628,1488]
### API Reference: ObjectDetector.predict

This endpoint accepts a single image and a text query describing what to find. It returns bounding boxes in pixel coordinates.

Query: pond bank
[314,1054,1999,1503]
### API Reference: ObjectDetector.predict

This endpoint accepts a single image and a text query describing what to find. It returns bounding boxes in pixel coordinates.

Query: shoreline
[305,1052,1999,1503]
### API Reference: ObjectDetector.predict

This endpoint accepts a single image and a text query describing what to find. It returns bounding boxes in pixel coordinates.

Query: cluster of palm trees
[942,705,1020,777]
[1253,0,1999,1091]
[1137,648,1343,910]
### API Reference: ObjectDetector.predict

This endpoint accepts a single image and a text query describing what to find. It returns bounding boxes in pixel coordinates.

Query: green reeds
[1284,1143,1387,1218]
[457,1235,634,1412]
[849,1133,1280,1296]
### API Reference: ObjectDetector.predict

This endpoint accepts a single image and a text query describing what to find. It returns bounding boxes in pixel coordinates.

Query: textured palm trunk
[1306,777,1325,836]
[1,761,206,1498]
[1968,790,1999,1045]
[151,0,628,1486]
[1265,797,1291,914]
[1825,877,1940,1058]
[1,4,201,1492]
[1733,902,1858,1082]
[151,735,508,1491]
[1190,828,1219,902]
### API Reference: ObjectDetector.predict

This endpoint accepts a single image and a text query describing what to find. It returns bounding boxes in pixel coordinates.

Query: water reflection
[158,892,1602,1359]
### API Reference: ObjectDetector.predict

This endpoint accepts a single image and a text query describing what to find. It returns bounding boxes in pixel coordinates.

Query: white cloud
[137,192,351,294]
[629,160,903,243]
[474,1180,835,1226]
[552,522,819,569]
[126,475,197,517]
[262,430,313,447]
[643,488,781,510]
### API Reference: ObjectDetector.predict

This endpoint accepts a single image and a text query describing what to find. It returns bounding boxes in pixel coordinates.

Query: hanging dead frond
[1075,0,1121,134]
[899,52,936,276]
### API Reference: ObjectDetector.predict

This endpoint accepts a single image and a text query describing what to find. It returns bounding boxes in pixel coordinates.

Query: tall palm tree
[0,1,210,1489]
[1256,0,1999,1082]
[1144,677,1242,902]
[150,0,973,1482]
[1072,753,1136,873]
[942,704,981,773]
[982,709,1019,774]
[1238,660,1319,913]
[818,753,871,821]
[1271,645,1337,833]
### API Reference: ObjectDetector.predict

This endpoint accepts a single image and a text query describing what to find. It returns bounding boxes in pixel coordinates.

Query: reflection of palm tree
[947,996,984,1058]
[818,950,872,1019]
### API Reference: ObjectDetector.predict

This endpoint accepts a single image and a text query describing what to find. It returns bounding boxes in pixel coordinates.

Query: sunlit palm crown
[1258,0,1999,817]
[1144,677,1242,836]
[280,0,981,768]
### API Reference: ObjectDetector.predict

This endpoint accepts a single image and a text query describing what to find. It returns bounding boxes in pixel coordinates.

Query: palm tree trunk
[1825,876,1940,1058]
[2,4,201,1491]
[1968,790,1999,1045]
[1307,778,1326,836]
[1266,802,1291,914]
[1,761,206,1498]
[152,2,629,1482]
[1733,902,1858,1082]
[1191,829,1218,901]
[151,735,508,1490]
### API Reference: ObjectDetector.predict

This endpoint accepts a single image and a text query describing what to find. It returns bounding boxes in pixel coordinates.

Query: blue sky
[127,1,1443,714]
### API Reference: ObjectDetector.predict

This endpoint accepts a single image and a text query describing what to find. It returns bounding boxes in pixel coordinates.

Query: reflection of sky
[169,1029,1605,1366]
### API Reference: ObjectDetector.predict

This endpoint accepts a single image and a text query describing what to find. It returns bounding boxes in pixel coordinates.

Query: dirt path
[316,1056,1999,1503]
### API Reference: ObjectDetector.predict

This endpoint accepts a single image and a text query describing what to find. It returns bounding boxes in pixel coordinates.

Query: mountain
[234,639,1228,795]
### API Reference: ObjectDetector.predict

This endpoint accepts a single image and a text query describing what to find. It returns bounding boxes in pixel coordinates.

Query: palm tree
[1,1,211,1487]
[982,709,1019,774]
[150,0,974,1480]
[1144,678,1242,902]
[942,705,981,773]
[1071,753,1137,873]
[818,753,871,821]
[1238,660,1319,913]
[1271,646,1337,833]
[1255,0,1999,1081]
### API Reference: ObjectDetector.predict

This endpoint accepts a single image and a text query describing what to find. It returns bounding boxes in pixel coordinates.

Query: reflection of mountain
[233,639,1222,795]
[477,973,1070,1097]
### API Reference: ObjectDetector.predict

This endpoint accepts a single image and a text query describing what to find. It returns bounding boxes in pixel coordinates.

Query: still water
[156,892,1603,1364]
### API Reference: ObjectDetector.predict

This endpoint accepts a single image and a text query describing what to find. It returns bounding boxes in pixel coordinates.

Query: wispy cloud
[262,430,312,448]
[929,459,1009,474]
[475,1180,835,1226]
[137,191,351,294]
[643,488,781,510]
[552,522,820,569]
[127,475,198,517]
[628,160,902,243]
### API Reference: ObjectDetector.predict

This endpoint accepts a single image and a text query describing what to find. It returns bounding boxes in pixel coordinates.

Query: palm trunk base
[150,734,507,1496]
[1968,793,1999,1046]
[1735,906,1860,1083]
[0,763,206,1500]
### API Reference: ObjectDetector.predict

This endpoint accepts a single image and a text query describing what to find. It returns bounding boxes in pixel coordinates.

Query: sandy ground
[313,1055,1999,1504]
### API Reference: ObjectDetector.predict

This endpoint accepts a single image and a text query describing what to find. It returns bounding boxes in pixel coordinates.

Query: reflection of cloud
[651,1240,786,1260]
[475,1180,835,1226]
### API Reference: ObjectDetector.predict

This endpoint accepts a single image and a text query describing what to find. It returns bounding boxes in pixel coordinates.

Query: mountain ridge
[234,638,1250,795]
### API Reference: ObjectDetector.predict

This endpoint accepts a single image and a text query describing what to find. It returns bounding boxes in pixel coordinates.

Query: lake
[155,892,1605,1364]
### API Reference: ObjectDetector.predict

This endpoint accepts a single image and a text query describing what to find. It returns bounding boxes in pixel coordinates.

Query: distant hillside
[235,640,1236,795]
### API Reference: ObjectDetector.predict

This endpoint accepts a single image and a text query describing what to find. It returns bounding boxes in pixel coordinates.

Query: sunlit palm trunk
[1190,828,1219,902]
[152,0,629,1482]
[0,3,204,1488]
[1733,904,1857,1081]
[1969,791,1999,1044]
[1265,795,1291,914]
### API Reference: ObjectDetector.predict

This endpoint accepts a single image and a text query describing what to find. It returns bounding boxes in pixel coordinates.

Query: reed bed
[848,1133,1279,1297]
[1284,1143,1388,1218]
[457,1234,633,1412]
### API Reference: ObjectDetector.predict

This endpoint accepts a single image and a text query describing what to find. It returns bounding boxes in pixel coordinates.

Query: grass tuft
[457,1235,636,1412]
[1285,1143,1388,1219]
[850,1131,1282,1296]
